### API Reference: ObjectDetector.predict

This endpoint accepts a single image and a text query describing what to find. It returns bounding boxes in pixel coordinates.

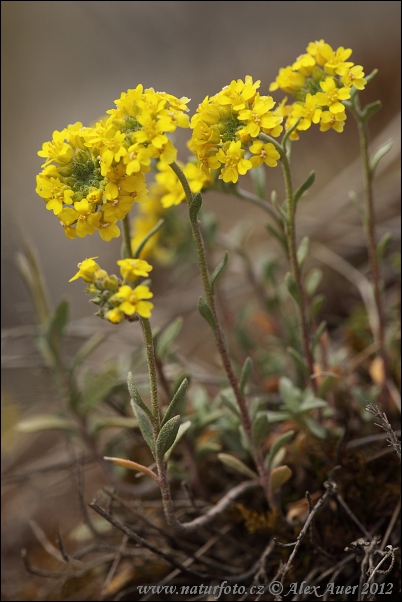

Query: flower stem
[122,215,160,426]
[355,114,389,405]
[265,138,317,394]
[170,161,271,506]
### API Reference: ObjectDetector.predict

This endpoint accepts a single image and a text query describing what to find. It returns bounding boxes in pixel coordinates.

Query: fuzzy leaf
[297,236,310,267]
[211,252,229,291]
[197,297,216,330]
[299,392,327,412]
[369,139,393,175]
[285,272,301,305]
[312,320,327,352]
[305,268,323,297]
[71,333,105,374]
[189,192,202,223]
[80,365,118,414]
[310,294,326,319]
[127,372,154,423]
[266,223,287,252]
[376,232,392,262]
[133,218,164,259]
[272,196,288,224]
[161,378,188,428]
[265,430,295,470]
[131,403,155,455]
[156,317,183,360]
[294,171,315,205]
[269,465,292,495]
[155,415,181,461]
[252,412,269,447]
[249,164,266,199]
[91,416,138,433]
[240,357,253,394]
[218,453,257,479]
[361,100,382,122]
[104,457,159,482]
[287,347,308,375]
[165,420,191,460]
[16,414,76,433]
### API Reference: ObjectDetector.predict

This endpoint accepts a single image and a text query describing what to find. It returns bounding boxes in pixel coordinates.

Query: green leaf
[91,416,138,434]
[127,372,154,423]
[197,297,216,330]
[211,252,229,291]
[361,100,382,122]
[369,139,393,175]
[266,223,287,252]
[240,357,253,394]
[16,414,76,433]
[165,420,191,460]
[266,410,291,422]
[285,272,301,305]
[312,320,327,352]
[80,365,118,414]
[272,195,288,224]
[310,294,326,319]
[287,346,308,375]
[133,218,164,259]
[156,415,181,461]
[131,403,155,455]
[71,333,105,374]
[218,453,258,479]
[189,192,202,223]
[265,430,295,470]
[297,236,310,267]
[156,317,183,360]
[161,378,188,428]
[249,164,266,199]
[252,412,269,447]
[376,232,392,262]
[269,465,292,496]
[44,299,70,363]
[303,417,327,439]
[305,268,322,297]
[300,391,327,412]
[294,171,315,205]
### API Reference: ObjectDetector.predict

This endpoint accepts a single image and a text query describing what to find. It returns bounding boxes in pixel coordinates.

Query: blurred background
[1,2,400,600]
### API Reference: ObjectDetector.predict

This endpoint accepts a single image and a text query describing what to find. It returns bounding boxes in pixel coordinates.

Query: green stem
[122,215,160,427]
[262,135,317,394]
[355,114,389,403]
[170,161,271,505]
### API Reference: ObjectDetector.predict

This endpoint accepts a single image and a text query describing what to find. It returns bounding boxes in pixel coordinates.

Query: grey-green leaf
[265,430,295,469]
[297,236,310,267]
[131,403,155,455]
[287,347,308,375]
[189,192,202,223]
[312,320,327,351]
[161,378,188,428]
[249,164,266,199]
[218,453,258,479]
[156,415,181,461]
[376,232,392,262]
[240,357,253,394]
[211,252,229,291]
[252,412,269,447]
[305,268,323,297]
[294,171,315,204]
[164,420,191,460]
[156,317,183,360]
[285,272,301,305]
[127,372,154,423]
[197,297,216,330]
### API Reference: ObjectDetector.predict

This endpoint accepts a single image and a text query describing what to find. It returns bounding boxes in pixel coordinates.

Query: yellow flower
[288,94,322,131]
[108,284,154,319]
[269,67,305,95]
[217,141,253,184]
[69,257,100,282]
[117,258,153,281]
[319,109,347,133]
[98,221,120,242]
[249,141,280,168]
[339,65,366,90]
[315,77,350,113]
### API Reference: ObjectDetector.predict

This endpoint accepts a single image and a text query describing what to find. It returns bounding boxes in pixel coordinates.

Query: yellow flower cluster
[36,85,190,240]
[70,257,154,322]
[189,76,282,184]
[269,40,367,138]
